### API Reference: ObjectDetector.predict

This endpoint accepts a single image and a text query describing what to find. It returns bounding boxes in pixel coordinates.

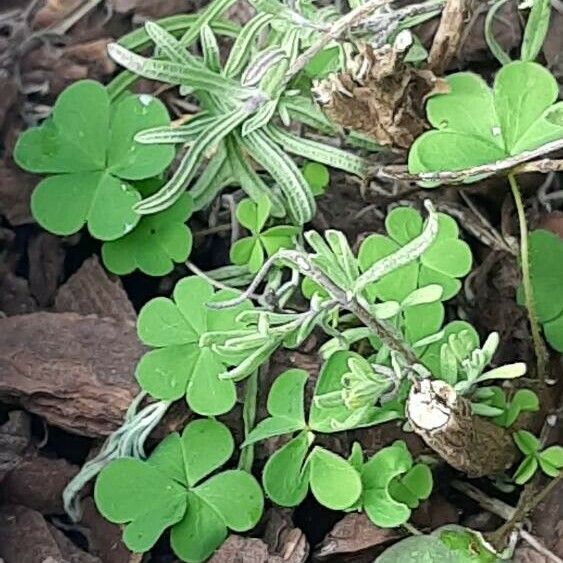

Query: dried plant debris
[314,513,401,560]
[313,43,448,150]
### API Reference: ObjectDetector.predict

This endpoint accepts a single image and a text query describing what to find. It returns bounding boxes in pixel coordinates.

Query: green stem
[508,173,547,382]
[238,368,259,472]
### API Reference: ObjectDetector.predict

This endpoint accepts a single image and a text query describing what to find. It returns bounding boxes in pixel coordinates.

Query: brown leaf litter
[313,43,448,150]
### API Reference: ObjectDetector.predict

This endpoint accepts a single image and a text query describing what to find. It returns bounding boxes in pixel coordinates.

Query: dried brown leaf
[314,44,447,150]
[314,513,400,560]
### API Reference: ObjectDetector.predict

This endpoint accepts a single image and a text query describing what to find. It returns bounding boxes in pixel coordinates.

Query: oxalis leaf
[14,80,175,240]
[101,179,193,276]
[359,440,432,528]
[230,197,300,273]
[135,276,252,415]
[262,431,362,510]
[408,61,563,180]
[519,229,563,352]
[95,419,263,562]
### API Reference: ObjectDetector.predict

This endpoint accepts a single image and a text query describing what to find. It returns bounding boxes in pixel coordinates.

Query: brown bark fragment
[428,0,467,75]
[0,411,31,482]
[0,505,100,563]
[28,233,66,307]
[406,380,517,477]
[313,44,448,150]
[0,312,142,436]
[54,256,136,323]
[81,498,134,563]
[0,455,79,514]
[314,513,400,559]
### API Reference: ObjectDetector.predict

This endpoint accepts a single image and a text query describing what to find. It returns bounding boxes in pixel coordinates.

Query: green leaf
[14,80,174,241]
[544,313,563,352]
[514,430,541,455]
[386,207,423,246]
[514,455,538,485]
[236,197,271,233]
[524,229,563,341]
[360,441,414,528]
[135,276,251,414]
[102,188,193,276]
[389,463,433,509]
[521,0,552,62]
[408,62,563,178]
[16,80,174,241]
[308,446,362,510]
[267,369,308,422]
[171,491,227,563]
[502,389,539,427]
[485,0,512,66]
[193,470,264,531]
[540,445,563,469]
[420,321,479,379]
[241,129,316,225]
[494,61,559,154]
[374,535,458,562]
[94,458,187,552]
[244,369,308,445]
[303,161,330,196]
[182,419,234,486]
[263,431,310,507]
[261,225,299,255]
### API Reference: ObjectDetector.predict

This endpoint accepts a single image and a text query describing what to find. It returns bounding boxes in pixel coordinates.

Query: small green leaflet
[472,386,539,427]
[136,276,252,415]
[521,0,552,62]
[520,229,563,352]
[408,62,563,179]
[358,441,432,528]
[262,432,363,510]
[14,80,175,240]
[230,197,300,273]
[102,180,193,276]
[94,419,263,562]
[303,161,330,196]
[243,369,309,446]
[513,429,563,484]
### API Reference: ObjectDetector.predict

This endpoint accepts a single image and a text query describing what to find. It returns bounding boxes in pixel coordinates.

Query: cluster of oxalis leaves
[14,2,563,562]
[14,80,194,276]
[90,202,540,561]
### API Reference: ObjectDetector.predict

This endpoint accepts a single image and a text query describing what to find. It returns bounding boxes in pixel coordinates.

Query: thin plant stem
[238,368,259,472]
[508,173,547,382]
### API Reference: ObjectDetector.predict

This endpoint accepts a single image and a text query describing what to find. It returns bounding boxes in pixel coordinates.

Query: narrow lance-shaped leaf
[190,145,234,211]
[241,47,287,87]
[135,113,216,145]
[107,43,253,99]
[201,24,221,71]
[224,13,273,78]
[135,109,249,214]
[226,133,285,216]
[144,21,198,66]
[355,200,439,293]
[266,125,367,177]
[241,129,315,225]
[484,0,512,66]
[521,0,552,62]
[179,0,239,47]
